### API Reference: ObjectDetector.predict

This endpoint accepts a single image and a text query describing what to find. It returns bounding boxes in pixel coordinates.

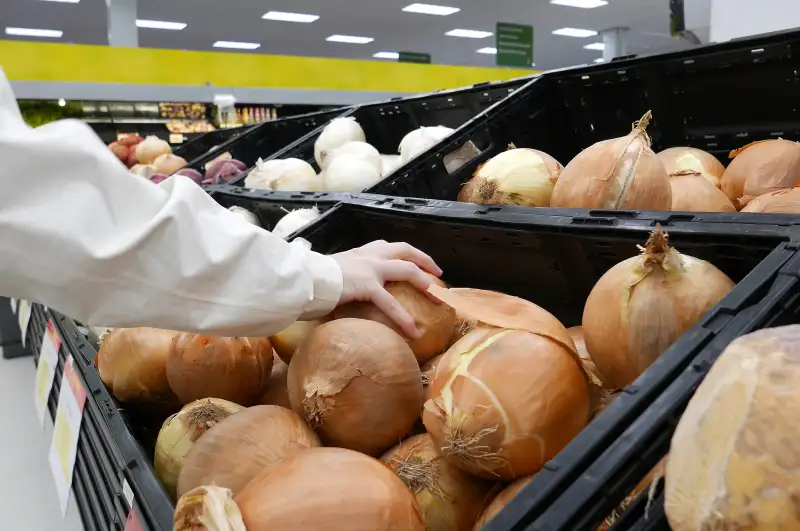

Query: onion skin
[174,486,246,531]
[582,227,734,389]
[657,147,725,188]
[567,326,615,414]
[178,405,320,497]
[422,353,444,401]
[382,434,494,531]
[332,274,455,365]
[235,447,426,531]
[152,153,188,175]
[270,320,320,364]
[118,135,144,148]
[599,458,665,529]
[109,142,129,164]
[551,111,672,210]
[287,318,424,456]
[721,139,800,206]
[741,186,800,213]
[260,354,291,409]
[473,476,532,530]
[136,135,172,165]
[669,170,737,212]
[166,335,273,406]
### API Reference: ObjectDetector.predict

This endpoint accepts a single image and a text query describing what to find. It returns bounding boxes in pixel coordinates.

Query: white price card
[48,355,87,516]
[34,320,62,426]
[17,300,32,346]
[9,298,17,313]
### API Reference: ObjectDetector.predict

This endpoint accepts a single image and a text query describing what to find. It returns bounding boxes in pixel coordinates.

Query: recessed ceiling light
[213,41,261,50]
[584,42,605,50]
[262,11,319,23]
[446,29,493,39]
[327,35,374,44]
[594,58,605,63]
[476,47,497,54]
[373,52,400,59]
[402,3,460,15]
[550,0,608,8]
[136,20,186,30]
[552,27,598,38]
[5,27,63,38]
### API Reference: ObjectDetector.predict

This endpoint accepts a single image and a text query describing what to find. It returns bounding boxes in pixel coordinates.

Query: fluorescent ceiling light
[446,29,492,39]
[552,27,598,38]
[584,42,605,50]
[5,27,63,38]
[594,58,605,63]
[476,47,497,54]
[136,20,186,30]
[550,0,608,8]
[373,52,400,59]
[39,0,80,3]
[403,3,460,15]
[213,41,261,50]
[327,34,374,44]
[262,11,319,23]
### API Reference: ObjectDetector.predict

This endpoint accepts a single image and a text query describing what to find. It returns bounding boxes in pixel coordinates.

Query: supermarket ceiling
[1,0,693,71]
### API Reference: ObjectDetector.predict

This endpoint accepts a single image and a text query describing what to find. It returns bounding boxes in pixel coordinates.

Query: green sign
[496,22,533,68]
[398,51,432,64]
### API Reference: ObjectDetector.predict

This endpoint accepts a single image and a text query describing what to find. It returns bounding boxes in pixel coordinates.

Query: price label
[17,300,32,346]
[48,356,87,516]
[34,320,62,426]
[169,133,185,144]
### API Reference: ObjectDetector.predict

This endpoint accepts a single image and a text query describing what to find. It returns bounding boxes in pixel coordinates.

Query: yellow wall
[0,40,536,93]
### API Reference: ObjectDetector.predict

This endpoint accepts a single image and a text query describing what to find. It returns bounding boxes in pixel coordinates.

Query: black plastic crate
[172,125,255,166]
[369,29,800,201]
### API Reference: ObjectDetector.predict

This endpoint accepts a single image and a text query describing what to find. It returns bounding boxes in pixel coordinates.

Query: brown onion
[741,186,800,213]
[117,134,144,148]
[135,135,172,164]
[600,458,665,529]
[166,335,273,406]
[583,226,734,389]
[152,153,188,175]
[382,434,494,531]
[422,353,444,401]
[657,147,725,188]
[473,476,533,530]
[721,139,800,207]
[669,170,737,212]
[332,274,455,365]
[109,142,129,164]
[270,320,320,364]
[259,354,291,409]
[177,405,320,497]
[174,486,246,531]
[568,326,615,414]
[551,111,671,210]
[666,325,800,530]
[236,447,425,530]
[287,319,424,456]
[97,328,178,402]
[154,398,244,498]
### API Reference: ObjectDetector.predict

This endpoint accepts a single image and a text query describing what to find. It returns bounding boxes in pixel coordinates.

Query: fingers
[368,242,443,277]
[379,260,435,292]
[370,287,420,339]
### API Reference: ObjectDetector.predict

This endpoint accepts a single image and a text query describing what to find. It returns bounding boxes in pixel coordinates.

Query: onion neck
[639,225,684,271]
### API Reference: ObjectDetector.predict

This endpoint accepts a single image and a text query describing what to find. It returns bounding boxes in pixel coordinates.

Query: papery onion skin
[473,476,532,530]
[270,320,320,364]
[287,318,424,456]
[174,486,246,531]
[721,139,800,206]
[657,147,725,188]
[382,434,494,531]
[599,458,665,530]
[567,326,614,414]
[551,111,672,210]
[741,186,800,214]
[272,207,322,239]
[422,353,444,401]
[166,335,273,406]
[136,135,172,165]
[152,153,188,175]
[260,354,291,409]
[314,117,366,168]
[582,227,734,389]
[235,447,426,531]
[178,405,320,497]
[669,170,737,212]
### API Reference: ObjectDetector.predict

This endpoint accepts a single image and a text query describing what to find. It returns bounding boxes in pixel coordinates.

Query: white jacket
[0,69,343,337]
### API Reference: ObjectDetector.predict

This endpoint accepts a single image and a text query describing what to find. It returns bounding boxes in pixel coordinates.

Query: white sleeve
[0,69,342,337]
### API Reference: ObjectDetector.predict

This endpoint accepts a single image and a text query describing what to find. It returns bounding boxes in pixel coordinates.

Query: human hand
[331,240,443,340]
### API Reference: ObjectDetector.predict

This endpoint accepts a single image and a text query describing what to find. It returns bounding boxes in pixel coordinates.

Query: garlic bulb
[244,158,322,192]
[314,118,366,168]
[322,141,382,174]
[272,207,321,239]
[228,206,260,226]
[323,154,383,192]
[399,126,454,164]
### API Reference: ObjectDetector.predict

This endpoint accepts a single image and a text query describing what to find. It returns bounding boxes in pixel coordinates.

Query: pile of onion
[178,405,320,497]
[657,146,725,188]
[721,139,800,207]
[741,186,800,213]
[235,447,425,530]
[271,207,322,239]
[287,319,424,456]
[323,141,382,174]
[422,286,591,480]
[166,335,273,406]
[399,126,455,164]
[314,117,366,167]
[136,135,173,165]
[174,486,245,531]
[332,273,455,365]
[270,320,320,363]
[152,153,188,175]
[154,398,244,498]
[322,153,383,192]
[260,354,291,409]
[108,135,144,168]
[382,434,494,531]
[551,111,672,210]
[668,170,736,212]
[666,325,800,530]
[473,476,532,530]
[582,226,734,389]
[458,145,563,207]
[244,158,323,191]
[96,328,178,402]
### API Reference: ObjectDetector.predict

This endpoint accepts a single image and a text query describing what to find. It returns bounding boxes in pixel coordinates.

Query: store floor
[0,351,84,530]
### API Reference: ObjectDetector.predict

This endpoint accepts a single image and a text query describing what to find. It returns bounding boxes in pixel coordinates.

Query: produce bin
[368,28,800,202]
[172,125,255,167]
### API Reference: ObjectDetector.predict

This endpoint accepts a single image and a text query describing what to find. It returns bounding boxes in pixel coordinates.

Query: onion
[136,135,172,165]
[178,405,320,497]
[109,142,129,164]
[322,154,383,192]
[130,164,156,179]
[473,476,532,530]
[235,447,426,530]
[741,186,800,213]
[260,354,291,408]
[582,225,734,389]
[205,159,245,184]
[174,486,246,531]
[150,174,169,185]
[421,353,444,401]
[323,141,382,173]
[600,458,665,529]
[382,434,494,531]
[154,398,245,498]
[227,206,260,226]
[152,153,188,175]
[287,319,424,456]
[399,126,454,164]
[96,328,178,402]
[117,135,144,148]
[332,273,455,365]
[381,154,404,176]
[126,150,139,168]
[458,146,562,207]
[270,320,320,364]
[669,170,737,212]
[272,207,321,239]
[721,139,800,207]
[551,111,671,210]
[175,168,203,184]
[567,326,615,414]
[657,147,725,188]
[244,158,323,191]
[166,335,273,406]
[665,325,800,530]
[314,117,366,167]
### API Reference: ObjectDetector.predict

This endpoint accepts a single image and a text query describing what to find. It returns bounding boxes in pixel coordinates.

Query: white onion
[272,207,321,239]
[323,154,383,192]
[399,126,454,164]
[228,206,260,226]
[322,141,382,174]
[244,158,323,192]
[130,164,156,179]
[381,155,403,176]
[314,117,366,168]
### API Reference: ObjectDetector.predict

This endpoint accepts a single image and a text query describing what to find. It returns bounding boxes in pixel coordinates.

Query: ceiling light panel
[327,35,374,44]
[136,20,187,30]
[446,29,492,39]
[594,58,605,63]
[552,27,598,37]
[583,42,605,50]
[476,47,497,54]
[38,0,80,3]
[402,3,460,15]
[213,41,261,50]
[5,27,63,38]
[373,52,400,59]
[262,11,319,23]
[550,0,608,8]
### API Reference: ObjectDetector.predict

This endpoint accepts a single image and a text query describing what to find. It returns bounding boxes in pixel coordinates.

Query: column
[710,0,800,42]
[601,27,629,62]
[107,0,138,47]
